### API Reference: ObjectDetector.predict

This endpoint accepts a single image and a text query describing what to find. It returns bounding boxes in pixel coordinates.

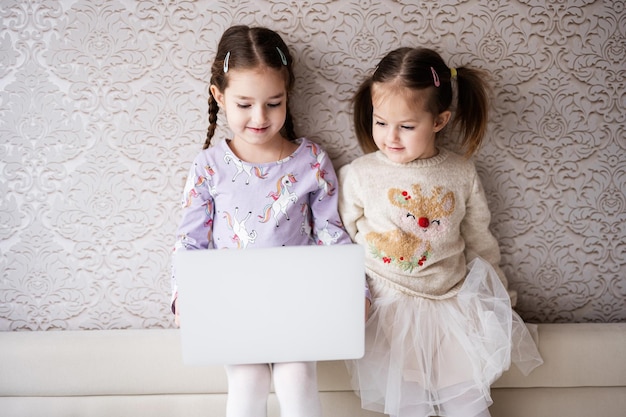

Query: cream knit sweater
[339,148,516,304]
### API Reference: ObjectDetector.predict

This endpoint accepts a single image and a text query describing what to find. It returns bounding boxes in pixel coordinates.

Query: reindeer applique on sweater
[366,184,456,272]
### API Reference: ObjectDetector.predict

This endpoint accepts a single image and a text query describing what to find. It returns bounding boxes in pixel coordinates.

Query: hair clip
[430,66,440,87]
[450,67,457,80]
[223,51,231,73]
[276,47,288,66]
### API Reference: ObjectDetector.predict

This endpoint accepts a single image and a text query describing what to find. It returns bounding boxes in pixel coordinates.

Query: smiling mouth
[248,126,269,134]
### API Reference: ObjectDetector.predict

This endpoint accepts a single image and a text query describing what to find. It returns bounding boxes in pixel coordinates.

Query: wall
[1,0,624,330]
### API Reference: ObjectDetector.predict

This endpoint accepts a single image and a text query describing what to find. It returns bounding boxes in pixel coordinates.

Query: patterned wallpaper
[0,0,624,330]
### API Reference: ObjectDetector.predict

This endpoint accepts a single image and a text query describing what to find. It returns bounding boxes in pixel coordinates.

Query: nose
[252,106,268,125]
[387,127,399,142]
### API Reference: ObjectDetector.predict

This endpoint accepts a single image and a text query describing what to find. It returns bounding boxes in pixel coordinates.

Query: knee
[273,362,321,417]
[273,362,318,391]
[276,362,317,379]
[226,364,272,392]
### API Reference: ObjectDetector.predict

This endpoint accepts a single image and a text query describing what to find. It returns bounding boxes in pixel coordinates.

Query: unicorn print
[196,164,215,187]
[182,169,198,208]
[307,143,335,200]
[223,207,258,249]
[307,142,326,169]
[258,174,299,227]
[203,199,214,228]
[314,168,334,201]
[183,188,198,208]
[300,203,312,238]
[176,233,197,250]
[224,153,268,184]
[200,164,217,196]
[316,220,342,245]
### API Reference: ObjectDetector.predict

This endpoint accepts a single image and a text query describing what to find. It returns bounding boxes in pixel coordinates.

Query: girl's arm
[337,163,372,315]
[308,152,353,246]
[337,163,364,242]
[171,155,216,316]
[309,156,372,315]
[461,170,517,306]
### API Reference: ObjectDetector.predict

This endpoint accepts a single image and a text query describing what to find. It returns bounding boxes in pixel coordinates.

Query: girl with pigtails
[171,25,359,417]
[338,47,543,417]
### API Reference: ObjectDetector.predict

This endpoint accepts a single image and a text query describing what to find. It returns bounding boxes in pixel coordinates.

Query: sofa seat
[1,323,625,417]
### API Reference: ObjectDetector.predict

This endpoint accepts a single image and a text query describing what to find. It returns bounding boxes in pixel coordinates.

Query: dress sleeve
[170,154,216,312]
[461,169,518,306]
[308,149,352,246]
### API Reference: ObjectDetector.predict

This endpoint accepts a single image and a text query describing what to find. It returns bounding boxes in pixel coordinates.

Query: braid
[204,94,220,149]
[283,109,297,141]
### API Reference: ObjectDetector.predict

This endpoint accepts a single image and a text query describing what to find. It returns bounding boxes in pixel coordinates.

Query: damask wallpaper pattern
[0,0,624,330]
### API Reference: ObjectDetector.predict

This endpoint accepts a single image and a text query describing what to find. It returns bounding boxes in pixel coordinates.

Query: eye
[406,213,415,219]
[431,219,441,226]
[267,102,282,108]
[401,125,415,130]
[236,103,251,109]
[375,120,386,127]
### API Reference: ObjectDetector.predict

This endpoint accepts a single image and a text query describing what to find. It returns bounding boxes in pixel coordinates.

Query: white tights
[225,362,322,417]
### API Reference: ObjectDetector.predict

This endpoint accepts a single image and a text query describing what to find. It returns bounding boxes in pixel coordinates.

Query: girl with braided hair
[171,25,358,417]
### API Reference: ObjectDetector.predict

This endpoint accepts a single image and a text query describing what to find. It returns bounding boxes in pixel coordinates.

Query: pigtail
[204,94,220,149]
[353,78,377,154]
[452,66,490,157]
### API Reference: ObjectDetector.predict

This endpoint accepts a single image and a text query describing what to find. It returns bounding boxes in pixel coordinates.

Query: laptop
[176,244,365,365]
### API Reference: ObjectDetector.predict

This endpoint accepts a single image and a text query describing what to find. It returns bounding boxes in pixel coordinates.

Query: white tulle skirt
[346,258,543,417]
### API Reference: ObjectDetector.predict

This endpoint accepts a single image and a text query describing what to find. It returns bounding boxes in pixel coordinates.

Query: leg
[225,363,272,417]
[272,361,322,417]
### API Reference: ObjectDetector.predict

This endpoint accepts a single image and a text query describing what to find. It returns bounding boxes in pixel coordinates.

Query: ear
[210,84,225,107]
[433,110,451,133]
[388,187,412,208]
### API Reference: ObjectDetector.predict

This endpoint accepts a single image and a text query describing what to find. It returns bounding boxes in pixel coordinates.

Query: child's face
[371,84,449,164]
[211,67,287,157]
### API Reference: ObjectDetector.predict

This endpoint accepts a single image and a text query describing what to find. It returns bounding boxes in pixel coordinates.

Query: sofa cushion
[492,323,626,388]
[1,323,625,397]
[0,329,225,396]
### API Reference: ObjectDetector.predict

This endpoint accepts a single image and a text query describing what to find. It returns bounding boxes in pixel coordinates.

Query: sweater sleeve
[337,163,364,241]
[461,171,518,306]
[337,163,372,302]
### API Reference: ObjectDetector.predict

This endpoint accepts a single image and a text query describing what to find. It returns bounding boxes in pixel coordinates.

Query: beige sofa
[1,323,625,417]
